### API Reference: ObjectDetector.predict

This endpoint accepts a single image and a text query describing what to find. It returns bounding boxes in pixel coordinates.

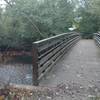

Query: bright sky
[0,0,6,8]
[0,0,6,4]
[0,0,6,7]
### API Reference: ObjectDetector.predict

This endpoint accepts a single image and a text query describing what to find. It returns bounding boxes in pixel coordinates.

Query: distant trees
[0,0,74,50]
[0,0,100,49]
[77,0,100,38]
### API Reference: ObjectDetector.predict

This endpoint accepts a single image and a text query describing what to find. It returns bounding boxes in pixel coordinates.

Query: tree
[75,0,100,38]
[0,0,74,50]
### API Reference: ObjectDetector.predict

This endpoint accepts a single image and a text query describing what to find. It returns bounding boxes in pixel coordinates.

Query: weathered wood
[38,34,78,50]
[32,44,39,86]
[38,39,61,52]
[39,34,79,59]
[34,32,79,46]
[39,36,80,78]
[39,36,76,67]
[94,33,100,47]
[38,37,80,79]
[32,32,80,84]
[39,35,79,64]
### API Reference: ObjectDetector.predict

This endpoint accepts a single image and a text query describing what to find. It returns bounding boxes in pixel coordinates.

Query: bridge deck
[40,40,100,88]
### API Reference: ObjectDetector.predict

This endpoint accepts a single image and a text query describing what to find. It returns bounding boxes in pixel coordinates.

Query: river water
[0,64,33,85]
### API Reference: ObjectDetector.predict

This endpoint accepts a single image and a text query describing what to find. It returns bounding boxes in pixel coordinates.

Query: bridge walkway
[40,39,100,89]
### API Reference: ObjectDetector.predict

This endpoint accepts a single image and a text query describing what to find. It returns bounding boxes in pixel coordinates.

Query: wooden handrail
[32,32,81,85]
[94,33,100,46]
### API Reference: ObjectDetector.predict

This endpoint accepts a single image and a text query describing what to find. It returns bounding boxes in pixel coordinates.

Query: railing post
[32,44,39,86]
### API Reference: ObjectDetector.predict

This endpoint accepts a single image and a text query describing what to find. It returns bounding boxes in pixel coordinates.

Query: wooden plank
[94,33,100,37]
[38,41,64,66]
[37,34,79,54]
[38,40,64,59]
[34,33,79,46]
[37,34,74,53]
[38,37,80,77]
[38,36,77,67]
[38,36,73,59]
[32,32,80,83]
[39,36,79,67]
[51,37,80,65]
[94,37,100,47]
[32,44,39,86]
[38,37,80,80]
[52,37,79,62]
[38,39,61,52]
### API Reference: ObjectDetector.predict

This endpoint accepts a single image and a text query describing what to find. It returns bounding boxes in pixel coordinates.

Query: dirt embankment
[0,83,100,100]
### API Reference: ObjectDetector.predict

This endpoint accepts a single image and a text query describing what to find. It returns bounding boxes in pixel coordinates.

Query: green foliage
[79,10,100,38]
[0,0,100,49]
[0,0,74,50]
[77,0,100,38]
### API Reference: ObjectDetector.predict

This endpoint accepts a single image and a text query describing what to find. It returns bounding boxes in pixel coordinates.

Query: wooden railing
[94,33,100,47]
[32,32,81,85]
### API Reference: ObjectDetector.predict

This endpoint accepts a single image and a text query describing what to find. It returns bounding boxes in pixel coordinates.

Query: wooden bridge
[1,32,100,99]
[32,32,80,85]
[32,32,100,86]
[0,32,100,86]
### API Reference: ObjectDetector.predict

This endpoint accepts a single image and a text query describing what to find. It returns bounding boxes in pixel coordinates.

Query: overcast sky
[0,0,6,4]
[0,0,6,8]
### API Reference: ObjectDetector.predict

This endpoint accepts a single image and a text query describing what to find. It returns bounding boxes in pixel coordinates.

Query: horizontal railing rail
[94,33,100,46]
[32,32,81,85]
